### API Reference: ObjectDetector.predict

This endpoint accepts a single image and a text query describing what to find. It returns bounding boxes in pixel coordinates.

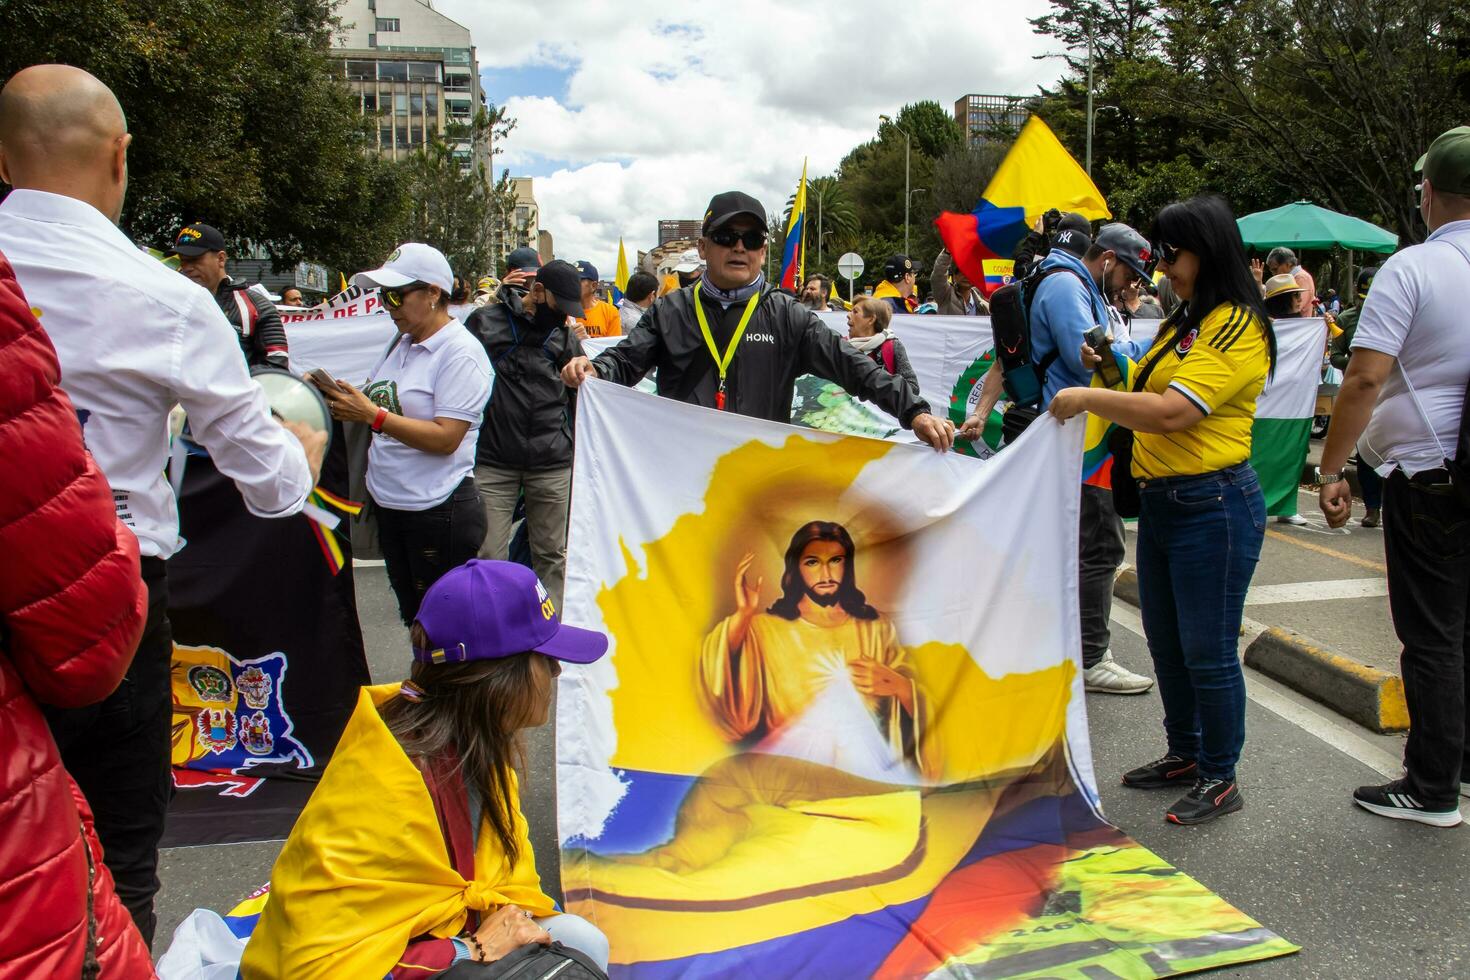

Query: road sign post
[837,252,865,306]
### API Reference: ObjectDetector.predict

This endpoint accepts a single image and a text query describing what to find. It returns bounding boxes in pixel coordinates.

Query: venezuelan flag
[778,159,807,291]
[933,116,1110,297]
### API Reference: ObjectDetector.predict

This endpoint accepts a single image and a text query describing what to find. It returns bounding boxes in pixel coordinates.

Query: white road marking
[1245,578,1389,605]
[1109,603,1401,779]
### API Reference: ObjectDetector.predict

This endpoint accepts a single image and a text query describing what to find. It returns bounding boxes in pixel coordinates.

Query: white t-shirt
[1352,219,1470,477]
[0,189,312,558]
[365,320,491,510]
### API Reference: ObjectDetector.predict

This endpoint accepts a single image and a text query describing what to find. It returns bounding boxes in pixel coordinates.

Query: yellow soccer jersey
[1132,303,1270,479]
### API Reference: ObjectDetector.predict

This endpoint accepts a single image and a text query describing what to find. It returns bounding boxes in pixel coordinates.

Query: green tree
[397,115,499,282]
[0,0,406,271]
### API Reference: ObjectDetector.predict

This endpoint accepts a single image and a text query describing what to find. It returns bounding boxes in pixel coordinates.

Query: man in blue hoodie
[1029,221,1157,696]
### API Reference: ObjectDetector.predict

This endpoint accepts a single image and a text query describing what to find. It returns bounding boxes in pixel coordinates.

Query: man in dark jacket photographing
[465,259,586,607]
[560,191,953,451]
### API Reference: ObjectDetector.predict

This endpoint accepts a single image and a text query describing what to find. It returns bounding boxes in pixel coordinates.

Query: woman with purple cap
[242,560,610,979]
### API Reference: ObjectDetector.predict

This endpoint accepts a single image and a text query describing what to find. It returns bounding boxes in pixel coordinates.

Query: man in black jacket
[172,222,289,369]
[465,259,585,607]
[561,191,953,451]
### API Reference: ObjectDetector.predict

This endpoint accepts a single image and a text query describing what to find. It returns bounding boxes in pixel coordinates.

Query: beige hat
[1263,273,1304,301]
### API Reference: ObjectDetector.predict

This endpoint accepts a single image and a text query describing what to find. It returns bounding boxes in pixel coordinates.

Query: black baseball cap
[173,222,226,256]
[1095,223,1153,279]
[506,246,542,272]
[702,191,767,234]
[536,260,584,318]
[883,254,916,280]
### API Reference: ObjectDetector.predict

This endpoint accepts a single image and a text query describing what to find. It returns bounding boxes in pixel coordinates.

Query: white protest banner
[556,379,1297,976]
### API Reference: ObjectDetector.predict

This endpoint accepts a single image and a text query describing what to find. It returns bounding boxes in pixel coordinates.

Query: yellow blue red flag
[779,159,807,291]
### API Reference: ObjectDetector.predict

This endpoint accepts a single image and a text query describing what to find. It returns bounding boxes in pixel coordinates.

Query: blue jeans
[1135,462,1265,781]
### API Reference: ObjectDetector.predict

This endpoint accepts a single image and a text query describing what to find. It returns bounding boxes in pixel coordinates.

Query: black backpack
[989,265,1088,411]
[441,941,609,980]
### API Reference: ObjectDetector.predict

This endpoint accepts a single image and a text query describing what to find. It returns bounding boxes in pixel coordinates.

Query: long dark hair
[1151,195,1276,373]
[767,521,879,621]
[379,627,552,867]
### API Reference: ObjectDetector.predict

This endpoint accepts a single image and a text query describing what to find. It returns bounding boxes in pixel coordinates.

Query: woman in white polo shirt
[320,243,492,624]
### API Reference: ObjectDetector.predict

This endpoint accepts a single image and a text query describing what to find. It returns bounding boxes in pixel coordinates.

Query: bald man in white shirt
[0,64,321,945]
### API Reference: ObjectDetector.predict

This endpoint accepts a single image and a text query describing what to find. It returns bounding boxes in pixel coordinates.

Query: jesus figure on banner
[699,521,936,783]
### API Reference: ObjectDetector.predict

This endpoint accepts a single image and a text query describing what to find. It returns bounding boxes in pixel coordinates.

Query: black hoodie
[464,290,586,470]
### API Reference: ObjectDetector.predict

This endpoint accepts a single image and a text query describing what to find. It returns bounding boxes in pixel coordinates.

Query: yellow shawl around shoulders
[240,683,556,979]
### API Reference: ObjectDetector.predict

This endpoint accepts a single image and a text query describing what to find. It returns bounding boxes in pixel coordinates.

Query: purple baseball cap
[412,560,607,666]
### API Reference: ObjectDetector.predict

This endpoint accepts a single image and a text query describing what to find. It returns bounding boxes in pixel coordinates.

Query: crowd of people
[2,60,1468,977]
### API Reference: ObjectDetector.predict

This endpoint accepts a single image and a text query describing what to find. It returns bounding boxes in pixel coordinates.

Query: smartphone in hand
[306,367,339,393]
[1083,326,1124,389]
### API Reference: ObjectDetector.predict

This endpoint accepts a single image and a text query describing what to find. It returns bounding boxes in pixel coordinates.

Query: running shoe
[1166,777,1243,825]
[1122,754,1197,789]
[1353,780,1463,828]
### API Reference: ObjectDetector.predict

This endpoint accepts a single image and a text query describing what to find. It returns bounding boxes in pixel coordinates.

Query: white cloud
[434,0,1065,269]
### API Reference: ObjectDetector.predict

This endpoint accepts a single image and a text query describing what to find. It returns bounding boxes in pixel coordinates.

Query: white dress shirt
[1352,219,1470,476]
[364,320,491,510]
[0,189,312,558]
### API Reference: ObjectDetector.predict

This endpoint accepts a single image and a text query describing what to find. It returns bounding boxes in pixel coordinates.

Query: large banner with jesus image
[556,380,1296,977]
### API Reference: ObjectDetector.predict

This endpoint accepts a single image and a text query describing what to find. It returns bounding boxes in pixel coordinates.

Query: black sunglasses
[708,228,768,250]
[382,282,430,308]
[1154,241,1181,264]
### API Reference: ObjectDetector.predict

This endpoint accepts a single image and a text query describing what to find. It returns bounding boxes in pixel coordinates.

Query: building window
[444,73,471,92]
[376,17,399,32]
[378,61,408,81]
[362,91,378,113]
[367,33,377,48]
[394,91,408,115]
[345,59,375,80]
[408,62,440,82]
[379,124,392,149]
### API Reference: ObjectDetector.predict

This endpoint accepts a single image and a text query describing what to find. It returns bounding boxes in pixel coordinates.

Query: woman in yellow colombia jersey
[1050,195,1275,828]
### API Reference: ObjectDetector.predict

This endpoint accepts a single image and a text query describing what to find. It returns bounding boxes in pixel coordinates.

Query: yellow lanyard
[693,282,761,410]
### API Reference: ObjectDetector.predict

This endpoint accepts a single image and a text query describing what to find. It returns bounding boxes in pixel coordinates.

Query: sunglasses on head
[708,228,768,250]
[1154,241,1181,264]
[382,282,429,308]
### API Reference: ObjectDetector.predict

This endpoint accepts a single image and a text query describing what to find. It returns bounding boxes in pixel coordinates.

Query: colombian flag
[934,116,1110,297]
[612,238,629,304]
[779,159,807,291]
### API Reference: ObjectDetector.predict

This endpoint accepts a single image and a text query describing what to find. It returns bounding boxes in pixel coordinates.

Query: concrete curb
[1112,571,1408,734]
[1243,628,1408,733]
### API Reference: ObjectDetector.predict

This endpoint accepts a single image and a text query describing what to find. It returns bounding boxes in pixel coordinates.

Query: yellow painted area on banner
[596,432,1074,782]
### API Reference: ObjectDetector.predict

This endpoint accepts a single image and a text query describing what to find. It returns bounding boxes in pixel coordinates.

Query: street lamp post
[1084,3,1096,177]
[879,114,912,255]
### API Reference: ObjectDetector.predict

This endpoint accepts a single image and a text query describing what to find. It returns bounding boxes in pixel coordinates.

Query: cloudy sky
[435,0,1067,271]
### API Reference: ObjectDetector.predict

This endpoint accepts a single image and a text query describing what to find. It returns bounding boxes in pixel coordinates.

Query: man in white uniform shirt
[0,65,320,943]
[1319,125,1470,828]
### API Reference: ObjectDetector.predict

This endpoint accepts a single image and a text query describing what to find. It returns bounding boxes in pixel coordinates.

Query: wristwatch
[1315,467,1345,486]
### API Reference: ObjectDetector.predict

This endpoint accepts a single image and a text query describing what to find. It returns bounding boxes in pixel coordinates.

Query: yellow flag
[614,238,630,296]
[982,117,1110,226]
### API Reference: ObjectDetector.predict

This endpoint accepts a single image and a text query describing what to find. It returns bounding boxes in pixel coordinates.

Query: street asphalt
[154,546,1468,977]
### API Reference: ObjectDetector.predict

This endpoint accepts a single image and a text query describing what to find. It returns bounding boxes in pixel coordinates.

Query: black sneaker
[1166,777,1242,825]
[1121,755,1197,789]
[1353,779,1463,828]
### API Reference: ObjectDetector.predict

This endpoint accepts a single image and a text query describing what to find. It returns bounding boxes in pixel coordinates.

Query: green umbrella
[1237,201,1398,253]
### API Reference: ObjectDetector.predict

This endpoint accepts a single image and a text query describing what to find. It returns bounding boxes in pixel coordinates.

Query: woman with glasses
[1049,195,1275,826]
[319,243,492,624]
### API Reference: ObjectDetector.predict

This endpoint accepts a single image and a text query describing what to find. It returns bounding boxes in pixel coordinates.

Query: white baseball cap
[353,242,454,293]
[672,248,703,274]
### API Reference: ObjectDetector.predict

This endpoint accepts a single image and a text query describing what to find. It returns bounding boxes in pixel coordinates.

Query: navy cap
[173,223,226,256]
[506,246,542,272]
[883,254,916,280]
[575,260,599,281]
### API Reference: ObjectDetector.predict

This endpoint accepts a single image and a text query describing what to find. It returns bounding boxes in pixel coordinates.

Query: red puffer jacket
[0,252,154,978]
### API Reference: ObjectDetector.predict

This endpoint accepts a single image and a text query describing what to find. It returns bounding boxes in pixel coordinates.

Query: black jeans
[45,556,173,948]
[1080,484,1126,669]
[375,477,488,626]
[1383,470,1470,807]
